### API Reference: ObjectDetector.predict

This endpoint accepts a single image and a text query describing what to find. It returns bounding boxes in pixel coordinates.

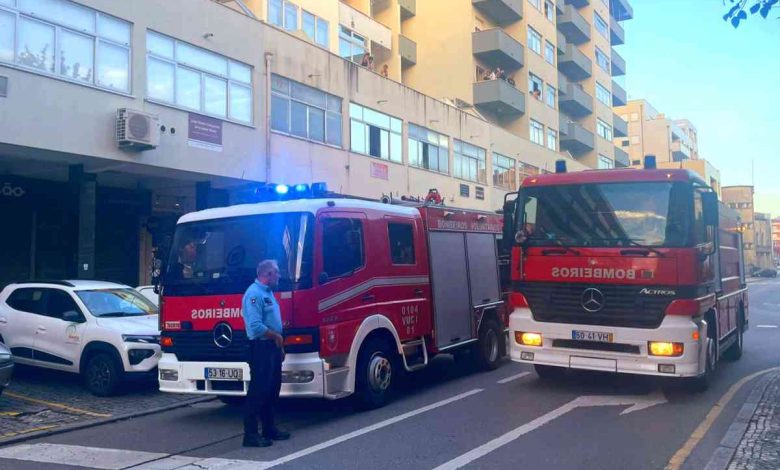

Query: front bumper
[157,352,326,397]
[509,308,705,377]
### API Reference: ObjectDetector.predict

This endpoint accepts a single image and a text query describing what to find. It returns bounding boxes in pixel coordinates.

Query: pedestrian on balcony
[497,68,507,81]
[381,64,389,78]
[368,56,375,71]
[241,259,290,448]
[360,52,370,67]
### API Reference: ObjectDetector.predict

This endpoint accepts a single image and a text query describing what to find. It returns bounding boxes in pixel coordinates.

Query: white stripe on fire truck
[317,276,430,312]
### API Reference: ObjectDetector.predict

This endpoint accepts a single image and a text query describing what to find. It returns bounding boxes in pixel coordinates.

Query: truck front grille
[163,331,249,362]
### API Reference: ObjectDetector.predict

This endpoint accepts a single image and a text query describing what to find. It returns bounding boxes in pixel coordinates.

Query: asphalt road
[0,277,778,470]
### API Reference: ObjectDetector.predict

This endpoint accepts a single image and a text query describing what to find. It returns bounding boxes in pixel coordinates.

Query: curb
[702,371,779,470]
[0,395,216,448]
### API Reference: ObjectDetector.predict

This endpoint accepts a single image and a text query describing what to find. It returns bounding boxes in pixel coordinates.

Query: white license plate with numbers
[205,367,243,381]
[572,330,614,343]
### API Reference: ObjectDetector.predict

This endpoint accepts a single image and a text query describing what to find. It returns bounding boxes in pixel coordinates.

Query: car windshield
[517,182,692,248]
[76,288,158,317]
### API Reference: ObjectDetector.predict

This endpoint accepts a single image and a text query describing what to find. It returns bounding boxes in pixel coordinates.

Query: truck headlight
[282,371,315,383]
[159,369,179,381]
[648,341,684,357]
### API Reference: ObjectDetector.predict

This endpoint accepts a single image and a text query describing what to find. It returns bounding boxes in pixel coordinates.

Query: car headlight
[122,335,160,344]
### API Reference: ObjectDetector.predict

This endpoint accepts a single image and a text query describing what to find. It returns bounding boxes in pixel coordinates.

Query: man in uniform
[241,259,290,447]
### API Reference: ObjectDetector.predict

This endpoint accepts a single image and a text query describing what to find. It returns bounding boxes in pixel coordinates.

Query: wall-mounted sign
[188,113,223,152]
[1,182,25,198]
[370,162,388,180]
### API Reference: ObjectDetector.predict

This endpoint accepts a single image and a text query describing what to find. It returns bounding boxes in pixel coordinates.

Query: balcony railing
[471,0,523,25]
[614,147,630,167]
[611,48,626,76]
[559,83,593,118]
[612,79,627,106]
[472,29,525,71]
[559,44,592,81]
[399,0,416,19]
[339,2,392,50]
[564,0,589,8]
[610,0,634,21]
[610,15,625,45]
[473,79,526,116]
[399,34,417,67]
[560,118,595,156]
[613,113,628,137]
[558,4,591,45]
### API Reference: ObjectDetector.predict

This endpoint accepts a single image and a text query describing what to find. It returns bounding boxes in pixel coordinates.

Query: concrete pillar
[69,165,96,279]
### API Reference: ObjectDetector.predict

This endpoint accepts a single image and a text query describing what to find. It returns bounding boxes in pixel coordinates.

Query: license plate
[572,330,614,343]
[205,367,243,381]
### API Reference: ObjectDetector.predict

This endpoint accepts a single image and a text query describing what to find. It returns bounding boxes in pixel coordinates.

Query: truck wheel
[83,352,122,397]
[219,396,246,406]
[355,337,396,409]
[475,319,503,371]
[688,335,716,393]
[724,312,744,361]
[534,364,566,380]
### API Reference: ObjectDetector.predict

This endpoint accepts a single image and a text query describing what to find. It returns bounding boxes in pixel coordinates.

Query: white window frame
[271,74,342,147]
[594,12,609,39]
[530,119,544,146]
[0,1,132,93]
[492,153,516,190]
[528,0,542,10]
[339,25,368,63]
[598,154,615,169]
[545,83,556,108]
[596,119,613,140]
[453,139,487,183]
[350,102,403,163]
[544,0,555,22]
[546,128,557,151]
[527,27,542,55]
[595,82,612,106]
[595,46,610,72]
[302,9,329,48]
[519,162,540,182]
[544,40,555,65]
[408,123,449,175]
[529,73,543,100]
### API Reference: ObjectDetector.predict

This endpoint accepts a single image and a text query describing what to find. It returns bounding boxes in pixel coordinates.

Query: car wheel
[355,337,397,409]
[475,319,503,371]
[83,352,122,397]
[724,311,744,361]
[688,335,716,393]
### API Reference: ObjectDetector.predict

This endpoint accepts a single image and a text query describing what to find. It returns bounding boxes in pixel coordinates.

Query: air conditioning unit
[116,108,160,151]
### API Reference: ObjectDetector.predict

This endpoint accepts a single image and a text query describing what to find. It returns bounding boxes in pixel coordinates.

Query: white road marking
[497,372,531,384]
[756,325,779,328]
[0,443,167,469]
[432,391,667,470]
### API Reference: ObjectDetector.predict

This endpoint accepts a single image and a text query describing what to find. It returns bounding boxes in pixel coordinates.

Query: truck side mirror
[702,192,718,227]
[502,198,516,251]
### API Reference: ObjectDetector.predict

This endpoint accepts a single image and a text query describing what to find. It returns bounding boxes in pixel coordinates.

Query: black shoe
[263,429,291,441]
[243,434,273,447]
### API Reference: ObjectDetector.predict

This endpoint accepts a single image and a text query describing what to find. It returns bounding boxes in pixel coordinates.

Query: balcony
[614,147,630,167]
[557,72,569,95]
[472,29,525,71]
[472,0,523,25]
[558,44,592,81]
[672,140,691,161]
[611,79,627,106]
[610,16,625,45]
[557,30,567,54]
[559,83,593,118]
[399,34,417,67]
[610,0,634,21]
[473,79,526,116]
[556,0,565,14]
[564,0,589,7]
[560,118,595,156]
[399,0,416,19]
[339,2,392,50]
[611,48,626,76]
[558,4,591,45]
[613,113,628,137]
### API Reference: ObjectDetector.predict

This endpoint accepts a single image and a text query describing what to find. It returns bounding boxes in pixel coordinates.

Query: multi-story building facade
[772,217,780,264]
[754,213,774,270]
[723,186,757,271]
[3,0,638,287]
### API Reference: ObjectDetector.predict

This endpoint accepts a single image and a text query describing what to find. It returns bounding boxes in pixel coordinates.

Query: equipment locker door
[429,232,472,348]
[465,233,501,306]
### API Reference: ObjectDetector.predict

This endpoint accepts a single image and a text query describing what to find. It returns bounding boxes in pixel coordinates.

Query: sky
[621,0,780,216]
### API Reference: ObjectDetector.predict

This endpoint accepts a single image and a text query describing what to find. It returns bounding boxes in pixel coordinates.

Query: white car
[135,285,159,306]
[0,280,160,396]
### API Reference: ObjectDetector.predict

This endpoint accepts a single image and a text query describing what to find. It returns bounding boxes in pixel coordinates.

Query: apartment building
[723,186,758,271]
[772,217,780,263]
[0,0,601,287]
[754,213,774,270]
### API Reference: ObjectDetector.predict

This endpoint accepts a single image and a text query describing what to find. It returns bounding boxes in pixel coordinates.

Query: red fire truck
[157,187,508,407]
[502,158,748,390]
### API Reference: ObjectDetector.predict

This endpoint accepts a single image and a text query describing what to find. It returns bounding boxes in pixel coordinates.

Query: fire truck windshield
[163,212,313,295]
[517,182,692,248]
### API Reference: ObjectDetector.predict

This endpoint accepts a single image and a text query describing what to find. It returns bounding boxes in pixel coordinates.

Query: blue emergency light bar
[250,182,329,202]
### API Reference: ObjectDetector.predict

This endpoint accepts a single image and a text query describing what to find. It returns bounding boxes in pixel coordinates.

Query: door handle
[36,327,47,333]
[361,294,375,303]
[0,318,7,324]
[413,289,424,297]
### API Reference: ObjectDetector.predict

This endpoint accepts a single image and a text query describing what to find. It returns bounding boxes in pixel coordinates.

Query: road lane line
[497,372,531,384]
[0,425,58,438]
[664,366,780,470]
[4,392,111,418]
[755,325,778,328]
[0,443,167,469]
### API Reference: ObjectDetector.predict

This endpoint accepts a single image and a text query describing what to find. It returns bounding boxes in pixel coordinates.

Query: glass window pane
[408,140,419,166]
[284,2,297,31]
[339,37,351,59]
[327,95,341,112]
[308,106,325,142]
[271,74,289,93]
[229,61,251,84]
[0,0,15,6]
[147,56,174,101]
[20,0,95,33]
[302,11,315,39]
[204,75,227,118]
[326,111,342,146]
[60,30,94,83]
[390,132,401,162]
[316,18,328,47]
[350,120,365,153]
[17,18,54,73]
[177,42,227,76]
[380,129,389,159]
[390,118,401,133]
[176,67,201,110]
[271,94,289,131]
[290,101,307,137]
[364,108,390,129]
[147,31,174,58]
[349,102,362,120]
[0,10,15,63]
[269,0,283,26]
[291,81,326,108]
[229,82,252,123]
[98,14,130,45]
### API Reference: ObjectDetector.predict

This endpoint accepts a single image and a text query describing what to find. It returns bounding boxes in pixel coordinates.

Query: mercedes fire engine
[502,158,748,390]
[157,186,508,407]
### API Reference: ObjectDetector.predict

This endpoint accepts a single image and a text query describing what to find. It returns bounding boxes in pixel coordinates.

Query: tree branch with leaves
[723,0,779,27]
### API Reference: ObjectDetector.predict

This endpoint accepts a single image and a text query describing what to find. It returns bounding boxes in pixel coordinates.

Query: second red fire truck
[157,187,508,407]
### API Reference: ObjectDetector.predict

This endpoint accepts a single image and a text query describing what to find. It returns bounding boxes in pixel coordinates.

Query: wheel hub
[368,354,392,392]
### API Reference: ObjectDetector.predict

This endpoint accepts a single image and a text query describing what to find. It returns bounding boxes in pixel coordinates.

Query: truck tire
[475,319,503,371]
[355,337,396,409]
[724,311,744,361]
[534,364,566,380]
[688,334,716,393]
[83,352,123,397]
[219,396,246,406]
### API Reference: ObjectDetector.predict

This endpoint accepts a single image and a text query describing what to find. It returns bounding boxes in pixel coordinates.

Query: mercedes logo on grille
[213,322,233,348]
[581,288,605,312]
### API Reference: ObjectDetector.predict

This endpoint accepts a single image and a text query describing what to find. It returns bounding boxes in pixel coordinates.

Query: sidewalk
[727,371,780,470]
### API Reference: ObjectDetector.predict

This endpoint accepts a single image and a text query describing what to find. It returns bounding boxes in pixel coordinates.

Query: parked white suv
[0,280,160,396]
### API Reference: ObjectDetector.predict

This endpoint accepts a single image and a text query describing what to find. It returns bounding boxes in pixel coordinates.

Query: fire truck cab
[157,187,508,407]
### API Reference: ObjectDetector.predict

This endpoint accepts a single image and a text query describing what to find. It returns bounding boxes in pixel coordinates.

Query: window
[272,74,342,146]
[268,0,283,26]
[322,218,364,279]
[544,0,555,21]
[546,128,558,151]
[460,184,470,197]
[476,186,485,200]
[622,140,630,147]
[284,1,298,31]
[528,0,541,10]
[598,154,615,169]
[76,288,156,317]
[339,26,367,63]
[493,153,516,190]
[527,27,542,55]
[544,41,555,65]
[530,120,544,145]
[6,288,46,315]
[146,31,253,123]
[596,119,612,140]
[595,47,610,72]
[594,12,609,38]
[45,289,81,319]
[350,103,402,162]
[453,140,486,183]
[302,10,329,47]
[0,0,131,92]
[529,73,543,100]
[595,82,612,106]
[388,223,415,265]
[518,162,540,181]
[545,83,556,108]
[409,124,449,174]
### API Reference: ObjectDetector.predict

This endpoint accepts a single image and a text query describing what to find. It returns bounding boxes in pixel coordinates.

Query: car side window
[388,223,415,265]
[6,288,46,315]
[322,218,365,279]
[43,289,82,320]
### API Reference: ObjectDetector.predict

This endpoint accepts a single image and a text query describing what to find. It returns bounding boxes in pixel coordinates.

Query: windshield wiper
[98,312,145,318]
[592,238,665,257]
[525,237,581,256]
